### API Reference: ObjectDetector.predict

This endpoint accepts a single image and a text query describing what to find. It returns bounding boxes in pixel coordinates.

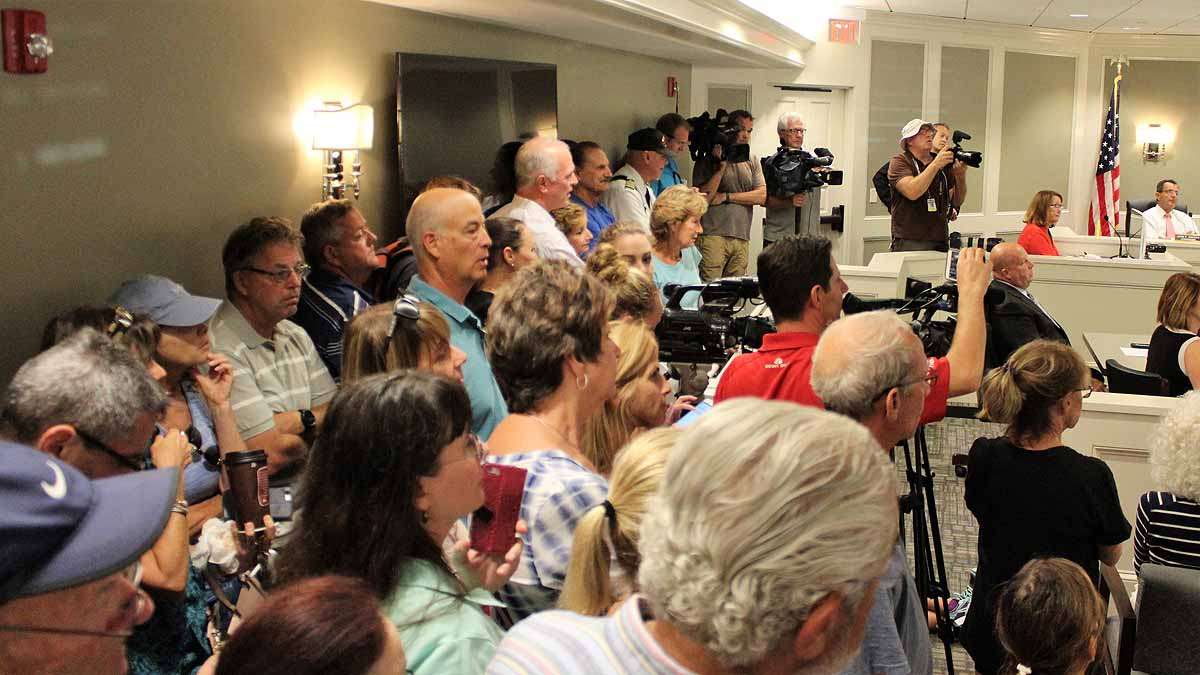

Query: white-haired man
[492,137,582,267]
[488,399,898,675]
[810,311,942,675]
[763,112,820,247]
[407,188,508,439]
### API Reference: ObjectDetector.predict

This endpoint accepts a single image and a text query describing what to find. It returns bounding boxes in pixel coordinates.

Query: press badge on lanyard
[927,197,938,213]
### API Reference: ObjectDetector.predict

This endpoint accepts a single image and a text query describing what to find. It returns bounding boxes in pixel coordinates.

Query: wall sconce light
[312,101,374,200]
[1137,123,1173,161]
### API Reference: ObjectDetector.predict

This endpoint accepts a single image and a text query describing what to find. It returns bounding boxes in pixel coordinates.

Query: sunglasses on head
[386,295,423,339]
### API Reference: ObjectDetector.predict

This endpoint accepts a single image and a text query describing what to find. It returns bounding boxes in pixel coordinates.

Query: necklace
[527,413,576,450]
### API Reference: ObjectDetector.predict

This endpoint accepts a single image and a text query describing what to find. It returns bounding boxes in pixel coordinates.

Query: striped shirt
[487,595,695,674]
[291,268,372,381]
[209,300,337,439]
[1134,491,1200,575]
[485,449,608,621]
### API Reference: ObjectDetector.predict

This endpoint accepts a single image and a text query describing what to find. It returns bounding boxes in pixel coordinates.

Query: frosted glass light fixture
[312,102,374,199]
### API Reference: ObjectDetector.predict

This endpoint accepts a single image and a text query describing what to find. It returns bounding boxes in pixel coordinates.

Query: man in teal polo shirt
[406,188,508,439]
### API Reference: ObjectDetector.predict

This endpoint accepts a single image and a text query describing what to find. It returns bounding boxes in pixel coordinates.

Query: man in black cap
[0,441,177,674]
[603,128,669,231]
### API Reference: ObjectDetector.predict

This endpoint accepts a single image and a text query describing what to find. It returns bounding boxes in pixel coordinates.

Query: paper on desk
[1121,347,1148,357]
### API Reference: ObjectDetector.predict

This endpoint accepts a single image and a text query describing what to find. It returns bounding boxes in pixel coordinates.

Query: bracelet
[170,500,189,517]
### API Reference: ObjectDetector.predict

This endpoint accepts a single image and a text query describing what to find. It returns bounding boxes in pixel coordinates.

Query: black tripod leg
[914,428,956,674]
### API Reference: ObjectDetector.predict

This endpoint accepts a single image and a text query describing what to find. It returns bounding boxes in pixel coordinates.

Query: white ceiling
[840,0,1200,34]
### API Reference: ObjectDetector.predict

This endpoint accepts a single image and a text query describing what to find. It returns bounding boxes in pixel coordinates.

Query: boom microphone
[841,293,910,315]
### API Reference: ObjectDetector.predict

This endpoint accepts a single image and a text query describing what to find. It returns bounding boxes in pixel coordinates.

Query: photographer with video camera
[762,113,820,248]
[889,119,968,252]
[692,109,766,280]
[714,234,990,411]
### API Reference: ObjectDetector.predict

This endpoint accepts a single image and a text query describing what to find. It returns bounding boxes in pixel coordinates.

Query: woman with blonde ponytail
[963,340,1130,674]
[559,428,678,616]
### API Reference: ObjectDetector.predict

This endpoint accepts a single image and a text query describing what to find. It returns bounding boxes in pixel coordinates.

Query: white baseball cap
[900,118,933,141]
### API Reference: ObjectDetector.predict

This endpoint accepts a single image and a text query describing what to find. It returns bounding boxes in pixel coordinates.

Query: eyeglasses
[783,128,806,135]
[240,263,311,284]
[386,295,422,338]
[872,369,939,402]
[1048,204,1064,210]
[0,561,144,639]
[1075,387,1093,399]
[74,427,152,472]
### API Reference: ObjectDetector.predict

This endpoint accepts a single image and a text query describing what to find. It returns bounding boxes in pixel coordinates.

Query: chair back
[1126,198,1192,237]
[1105,359,1170,396]
[1133,563,1200,675]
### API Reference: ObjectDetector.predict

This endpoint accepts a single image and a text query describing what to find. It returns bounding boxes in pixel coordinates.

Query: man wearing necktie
[1143,179,1199,240]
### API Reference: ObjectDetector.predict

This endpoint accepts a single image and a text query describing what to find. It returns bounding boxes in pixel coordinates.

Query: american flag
[1088,82,1121,236]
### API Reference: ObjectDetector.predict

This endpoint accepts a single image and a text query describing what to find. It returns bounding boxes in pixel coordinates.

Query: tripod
[897,426,956,674]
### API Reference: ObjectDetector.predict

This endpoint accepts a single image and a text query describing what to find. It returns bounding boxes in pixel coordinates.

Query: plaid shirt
[486,450,608,622]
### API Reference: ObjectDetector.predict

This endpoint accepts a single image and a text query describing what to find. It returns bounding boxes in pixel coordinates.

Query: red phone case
[470,464,527,554]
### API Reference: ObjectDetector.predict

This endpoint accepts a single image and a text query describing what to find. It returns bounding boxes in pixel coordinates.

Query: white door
[770,89,847,221]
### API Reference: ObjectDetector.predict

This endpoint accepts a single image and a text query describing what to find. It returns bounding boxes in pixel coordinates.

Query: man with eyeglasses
[603,128,670,231]
[1142,178,1198,240]
[0,441,178,674]
[763,112,821,248]
[888,119,967,252]
[715,234,990,416]
[649,113,691,196]
[293,199,382,381]
[210,217,336,478]
[809,311,946,675]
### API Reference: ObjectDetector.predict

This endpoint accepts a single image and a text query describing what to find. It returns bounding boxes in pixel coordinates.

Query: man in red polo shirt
[714,234,990,425]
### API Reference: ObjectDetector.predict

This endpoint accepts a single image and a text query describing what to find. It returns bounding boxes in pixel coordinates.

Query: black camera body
[655,277,774,364]
[950,130,983,168]
[763,146,845,196]
[687,109,751,165]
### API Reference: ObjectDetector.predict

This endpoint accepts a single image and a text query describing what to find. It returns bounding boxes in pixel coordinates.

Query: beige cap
[900,118,933,141]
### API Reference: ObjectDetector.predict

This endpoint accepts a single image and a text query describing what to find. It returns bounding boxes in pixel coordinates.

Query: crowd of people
[3,109,1198,675]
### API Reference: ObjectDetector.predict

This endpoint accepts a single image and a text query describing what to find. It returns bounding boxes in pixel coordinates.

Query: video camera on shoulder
[949,130,983,168]
[763,146,844,196]
[687,109,751,165]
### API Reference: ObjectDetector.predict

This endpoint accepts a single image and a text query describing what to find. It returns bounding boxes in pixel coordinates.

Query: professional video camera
[655,277,775,364]
[950,130,983,168]
[686,109,750,164]
[842,282,960,358]
[762,146,845,196]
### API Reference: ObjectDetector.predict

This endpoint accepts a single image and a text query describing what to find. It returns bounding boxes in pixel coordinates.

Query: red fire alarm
[667,76,677,98]
[829,18,860,45]
[3,9,52,74]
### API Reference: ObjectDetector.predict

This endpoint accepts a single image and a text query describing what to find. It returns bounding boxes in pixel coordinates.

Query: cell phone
[470,464,527,554]
[674,400,713,427]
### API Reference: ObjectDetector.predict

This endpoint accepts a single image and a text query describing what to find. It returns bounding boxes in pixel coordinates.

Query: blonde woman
[551,203,593,258]
[581,320,672,476]
[650,185,707,308]
[964,340,1130,674]
[598,220,654,277]
[560,427,679,616]
[341,298,466,384]
[586,244,663,328]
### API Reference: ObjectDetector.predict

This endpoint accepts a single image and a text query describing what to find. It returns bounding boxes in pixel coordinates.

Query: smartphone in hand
[469,464,527,554]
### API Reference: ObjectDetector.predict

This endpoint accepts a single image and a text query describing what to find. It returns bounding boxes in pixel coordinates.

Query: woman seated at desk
[1016,190,1063,256]
[1147,272,1200,396]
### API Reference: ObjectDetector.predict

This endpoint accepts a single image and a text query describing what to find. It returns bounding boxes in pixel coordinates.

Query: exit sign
[829,18,860,44]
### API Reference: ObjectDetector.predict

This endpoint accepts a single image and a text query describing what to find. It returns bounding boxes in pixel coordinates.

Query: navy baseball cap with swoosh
[0,441,178,603]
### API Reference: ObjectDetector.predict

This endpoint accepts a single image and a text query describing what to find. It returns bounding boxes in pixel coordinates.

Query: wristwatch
[299,409,316,434]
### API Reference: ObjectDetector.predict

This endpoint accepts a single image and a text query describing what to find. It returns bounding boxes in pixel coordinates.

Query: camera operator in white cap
[888,118,967,252]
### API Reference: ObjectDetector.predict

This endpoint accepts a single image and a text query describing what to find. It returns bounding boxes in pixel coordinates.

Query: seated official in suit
[986,243,1068,369]
[1141,179,1198,240]
[1016,190,1063,256]
[1147,272,1200,396]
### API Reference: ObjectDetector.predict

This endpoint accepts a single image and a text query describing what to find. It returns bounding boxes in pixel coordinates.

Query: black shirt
[962,437,1130,674]
[1146,324,1197,396]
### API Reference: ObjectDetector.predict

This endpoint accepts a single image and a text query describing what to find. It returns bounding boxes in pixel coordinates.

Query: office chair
[1126,198,1192,238]
[1105,359,1170,396]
